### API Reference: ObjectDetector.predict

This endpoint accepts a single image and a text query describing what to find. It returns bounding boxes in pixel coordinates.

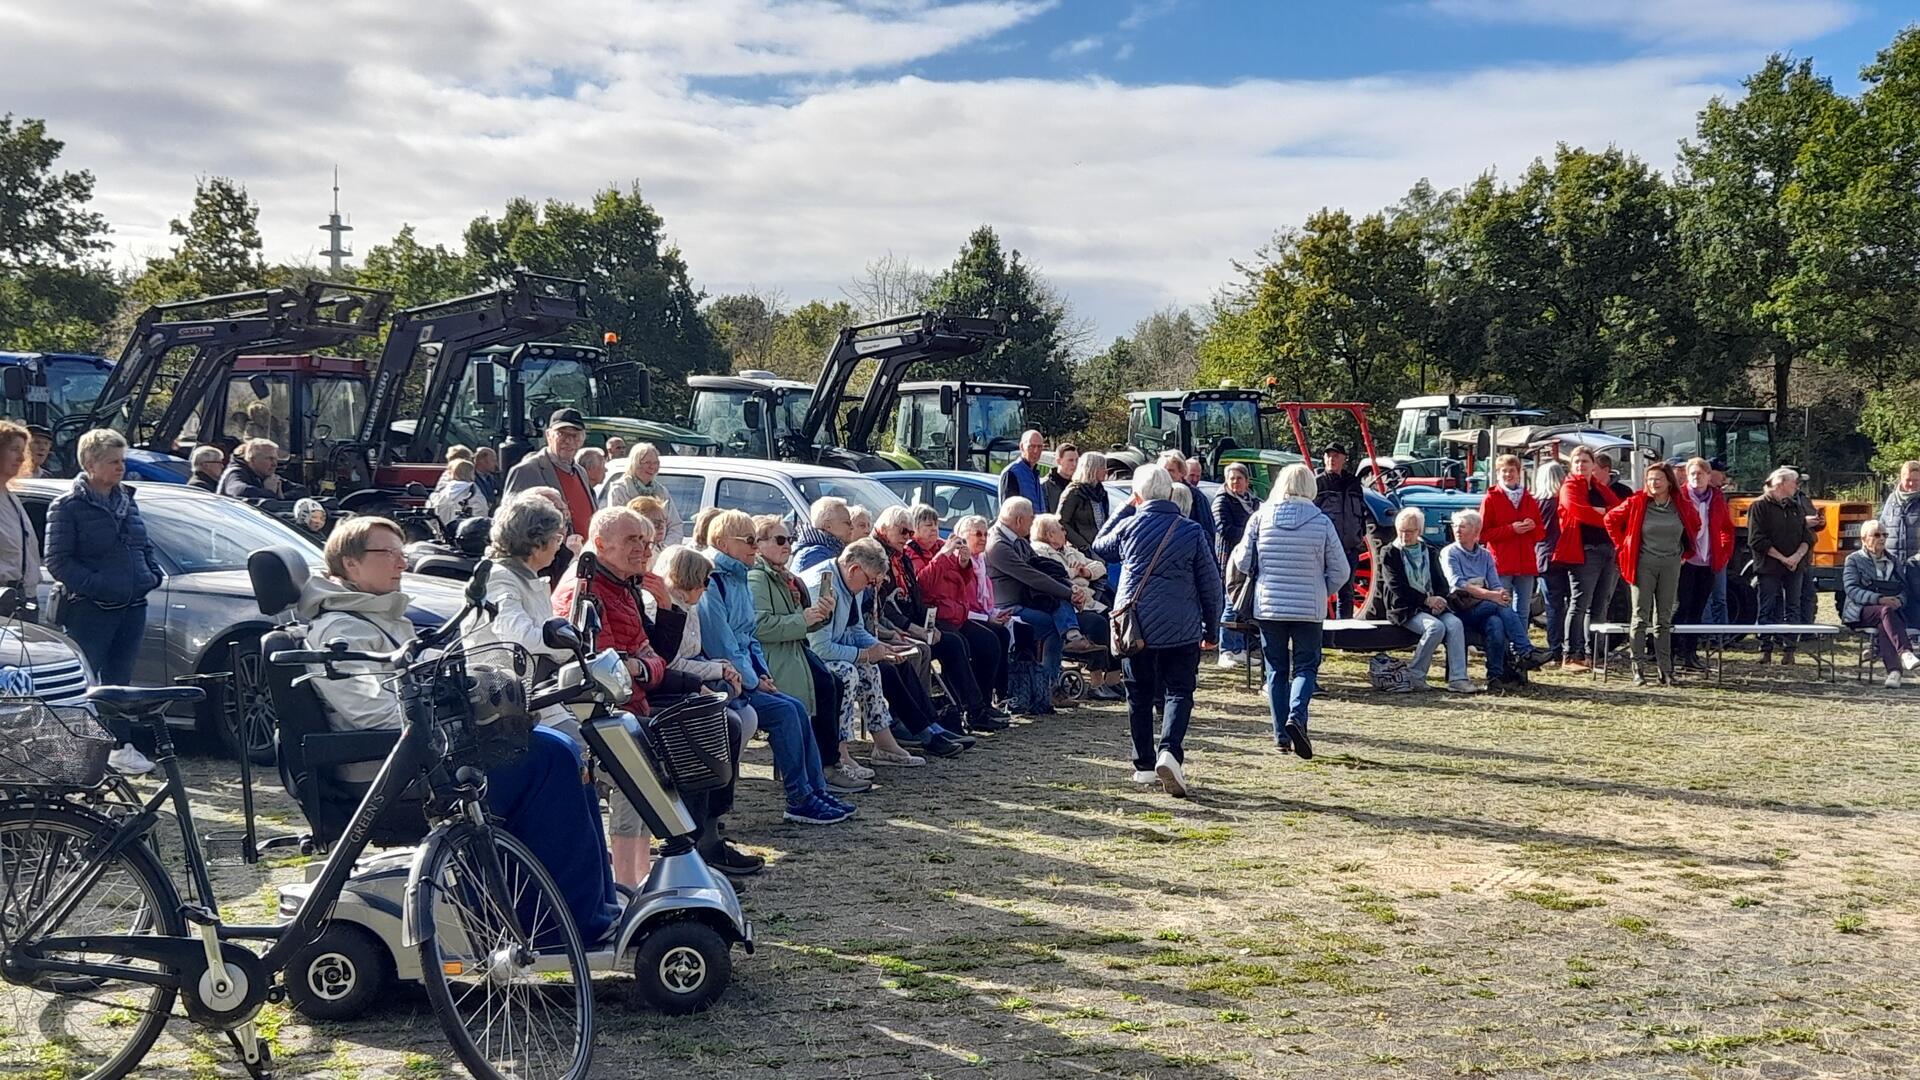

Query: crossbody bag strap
[1116,516,1179,614]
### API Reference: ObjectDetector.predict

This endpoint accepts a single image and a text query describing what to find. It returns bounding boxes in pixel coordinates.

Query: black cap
[25,424,51,438]
[546,408,586,431]
[1323,443,1349,456]
[1708,457,1728,472]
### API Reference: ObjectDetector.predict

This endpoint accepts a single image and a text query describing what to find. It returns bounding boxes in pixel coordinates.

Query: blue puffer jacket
[696,551,770,681]
[44,479,164,606]
[1232,498,1348,622]
[1091,500,1222,648]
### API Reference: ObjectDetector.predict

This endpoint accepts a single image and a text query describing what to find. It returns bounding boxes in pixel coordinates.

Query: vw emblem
[0,667,33,697]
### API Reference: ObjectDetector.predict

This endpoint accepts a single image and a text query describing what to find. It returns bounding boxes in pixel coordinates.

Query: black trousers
[949,620,1007,705]
[1675,563,1715,662]
[680,714,742,847]
[806,650,843,767]
[879,660,940,732]
[929,629,984,714]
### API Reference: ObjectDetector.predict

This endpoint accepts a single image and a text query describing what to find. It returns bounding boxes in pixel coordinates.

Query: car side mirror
[0,368,24,401]
[542,616,582,653]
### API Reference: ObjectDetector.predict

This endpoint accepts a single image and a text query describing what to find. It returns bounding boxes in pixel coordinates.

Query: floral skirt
[821,659,894,738]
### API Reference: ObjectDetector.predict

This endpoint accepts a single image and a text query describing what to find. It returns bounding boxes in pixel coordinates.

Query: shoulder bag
[1109,517,1179,658]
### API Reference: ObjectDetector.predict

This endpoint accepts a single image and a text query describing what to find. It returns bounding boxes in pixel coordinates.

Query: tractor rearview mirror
[741,397,764,433]
[939,385,956,416]
[0,367,23,401]
[472,360,498,406]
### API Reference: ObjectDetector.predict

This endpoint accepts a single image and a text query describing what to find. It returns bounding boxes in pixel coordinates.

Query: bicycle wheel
[0,802,183,1080]
[415,822,593,1080]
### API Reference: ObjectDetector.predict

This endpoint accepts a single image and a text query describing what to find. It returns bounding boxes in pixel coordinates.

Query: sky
[4,0,1913,347]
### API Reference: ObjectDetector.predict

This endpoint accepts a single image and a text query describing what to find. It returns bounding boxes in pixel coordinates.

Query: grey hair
[76,428,127,471]
[999,495,1035,525]
[489,493,567,560]
[1275,462,1317,502]
[875,504,914,534]
[1156,450,1186,474]
[589,504,652,542]
[1133,463,1174,502]
[1224,462,1250,480]
[842,537,890,578]
[1861,518,1887,539]
[1766,466,1799,489]
[1451,508,1483,531]
[658,544,712,592]
[1170,483,1192,514]
[908,503,940,529]
[190,444,224,469]
[293,498,325,527]
[575,446,607,469]
[1532,460,1567,500]
[810,496,850,528]
[953,514,991,538]
[1395,507,1425,531]
[1072,451,1107,485]
[1030,512,1064,544]
[623,442,661,476]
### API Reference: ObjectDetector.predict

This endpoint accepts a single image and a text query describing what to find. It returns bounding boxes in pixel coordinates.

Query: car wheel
[218,637,278,766]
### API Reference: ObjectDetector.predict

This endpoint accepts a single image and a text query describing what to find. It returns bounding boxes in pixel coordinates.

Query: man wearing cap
[505,409,597,536]
[1314,445,1369,617]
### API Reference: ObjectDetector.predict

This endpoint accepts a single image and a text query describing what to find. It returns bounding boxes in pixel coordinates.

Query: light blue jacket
[697,551,769,680]
[1232,498,1349,622]
[802,560,880,663]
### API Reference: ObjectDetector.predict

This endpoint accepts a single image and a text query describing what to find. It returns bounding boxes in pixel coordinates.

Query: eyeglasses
[766,535,793,546]
[362,546,406,558]
[729,535,756,545]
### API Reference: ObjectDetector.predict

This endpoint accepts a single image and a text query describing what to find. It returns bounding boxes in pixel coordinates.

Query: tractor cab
[885,380,1028,471]
[1111,387,1300,489]
[686,372,821,460]
[455,342,710,468]
[1390,393,1547,488]
[193,353,370,492]
[0,352,113,432]
[1587,406,1774,495]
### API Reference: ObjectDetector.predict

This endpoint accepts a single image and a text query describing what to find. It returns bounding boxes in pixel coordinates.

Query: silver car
[19,481,465,762]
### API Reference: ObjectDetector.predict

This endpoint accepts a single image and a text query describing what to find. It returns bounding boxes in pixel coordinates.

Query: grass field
[84,648,1920,1077]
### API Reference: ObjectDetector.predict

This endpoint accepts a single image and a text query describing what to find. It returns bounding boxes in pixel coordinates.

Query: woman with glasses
[746,515,865,793]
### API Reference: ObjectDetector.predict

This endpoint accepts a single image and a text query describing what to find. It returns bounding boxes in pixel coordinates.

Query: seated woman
[745,514,862,791]
[1374,508,1479,694]
[1844,519,1920,687]
[428,458,489,526]
[297,515,620,943]
[1030,512,1125,701]
[907,505,1010,724]
[463,494,584,737]
[1441,508,1545,692]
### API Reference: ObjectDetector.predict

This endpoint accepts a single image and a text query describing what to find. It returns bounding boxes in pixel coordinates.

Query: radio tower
[317,167,353,275]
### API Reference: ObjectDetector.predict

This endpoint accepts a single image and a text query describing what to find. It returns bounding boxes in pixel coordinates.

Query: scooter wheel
[632,920,732,1014]
[1056,669,1088,702]
[285,924,391,1022]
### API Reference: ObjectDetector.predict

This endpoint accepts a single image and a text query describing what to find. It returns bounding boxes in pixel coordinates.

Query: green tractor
[1107,386,1302,493]
[878,380,1030,472]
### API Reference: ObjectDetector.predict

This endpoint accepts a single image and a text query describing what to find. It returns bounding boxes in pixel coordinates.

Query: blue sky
[5,0,1913,345]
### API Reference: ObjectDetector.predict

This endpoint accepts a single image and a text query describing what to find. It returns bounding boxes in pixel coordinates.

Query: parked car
[19,481,464,763]
[639,456,905,534]
[875,469,1000,535]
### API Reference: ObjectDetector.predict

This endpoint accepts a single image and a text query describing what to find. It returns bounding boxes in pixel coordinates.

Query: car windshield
[142,495,324,575]
[795,475,905,517]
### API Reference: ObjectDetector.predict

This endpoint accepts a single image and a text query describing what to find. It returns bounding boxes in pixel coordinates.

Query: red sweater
[1478,487,1545,578]
[551,564,668,714]
[1603,493,1702,587]
[1552,475,1623,567]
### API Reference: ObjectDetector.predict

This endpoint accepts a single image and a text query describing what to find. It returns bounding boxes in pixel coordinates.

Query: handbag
[1109,518,1179,658]
[1222,532,1258,632]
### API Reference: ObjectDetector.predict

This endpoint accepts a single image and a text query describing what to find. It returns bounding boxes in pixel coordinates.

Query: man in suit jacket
[505,409,596,537]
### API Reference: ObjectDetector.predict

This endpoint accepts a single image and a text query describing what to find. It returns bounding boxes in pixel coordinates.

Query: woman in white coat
[464,492,578,734]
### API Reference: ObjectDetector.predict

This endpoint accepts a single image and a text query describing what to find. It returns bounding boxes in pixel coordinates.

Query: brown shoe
[1562,657,1592,673]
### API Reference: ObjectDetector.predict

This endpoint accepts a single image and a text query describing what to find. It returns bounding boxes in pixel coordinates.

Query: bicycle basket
[641,691,734,794]
[430,648,535,772]
[0,698,114,788]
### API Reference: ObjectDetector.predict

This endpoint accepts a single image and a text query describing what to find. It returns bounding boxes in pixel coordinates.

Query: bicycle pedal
[180,903,222,927]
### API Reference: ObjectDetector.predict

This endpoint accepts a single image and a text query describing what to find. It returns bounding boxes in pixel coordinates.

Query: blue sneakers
[784,796,851,825]
[819,793,858,817]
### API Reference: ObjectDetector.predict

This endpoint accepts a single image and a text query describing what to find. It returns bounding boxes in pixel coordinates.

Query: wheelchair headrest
[248,546,311,616]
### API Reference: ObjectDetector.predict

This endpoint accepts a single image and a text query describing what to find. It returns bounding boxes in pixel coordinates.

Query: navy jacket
[44,479,164,606]
[1182,480,1217,545]
[1091,500,1222,648]
[219,461,278,500]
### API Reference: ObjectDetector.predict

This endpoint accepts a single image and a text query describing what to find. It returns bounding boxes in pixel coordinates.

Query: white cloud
[1,1,1767,342]
[1049,35,1106,60]
[1427,0,1857,44]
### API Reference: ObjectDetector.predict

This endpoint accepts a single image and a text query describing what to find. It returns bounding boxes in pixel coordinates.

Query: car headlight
[586,648,632,702]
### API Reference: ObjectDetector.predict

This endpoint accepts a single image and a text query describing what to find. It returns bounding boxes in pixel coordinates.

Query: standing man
[1749,466,1813,664]
[1880,460,1920,609]
[186,445,225,494]
[576,445,609,493]
[505,409,596,539]
[604,436,628,462]
[1314,444,1369,617]
[999,429,1047,507]
[1041,442,1077,514]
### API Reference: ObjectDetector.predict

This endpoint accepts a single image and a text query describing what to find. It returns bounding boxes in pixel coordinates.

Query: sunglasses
[765,535,793,546]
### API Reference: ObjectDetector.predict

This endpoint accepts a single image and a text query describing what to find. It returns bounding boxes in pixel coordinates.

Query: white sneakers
[1885,671,1902,689]
[1900,651,1920,673]
[1130,769,1157,784]
[107,744,155,776]
[1216,651,1246,669]
[1445,680,1483,695]
[1154,750,1188,798]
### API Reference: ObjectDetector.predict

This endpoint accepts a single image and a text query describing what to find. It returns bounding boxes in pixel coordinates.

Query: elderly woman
[940,513,1018,701]
[1091,464,1221,798]
[1030,511,1124,701]
[290,498,329,544]
[0,421,44,619]
[428,458,489,525]
[1058,451,1110,553]
[1234,463,1347,757]
[1443,509,1545,692]
[1844,520,1920,687]
[602,443,683,546]
[746,514,862,792]
[909,506,1016,716]
[45,429,166,775]
[1375,507,1477,694]
[701,508,853,825]
[1532,460,1570,664]
[1212,462,1260,668]
[1605,461,1700,686]
[463,493,581,732]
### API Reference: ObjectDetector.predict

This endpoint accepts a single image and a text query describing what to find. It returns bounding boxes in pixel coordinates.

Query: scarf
[1500,483,1525,508]
[73,477,131,523]
[1395,539,1430,595]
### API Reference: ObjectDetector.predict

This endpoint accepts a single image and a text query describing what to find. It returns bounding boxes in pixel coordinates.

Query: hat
[1322,443,1349,456]
[1707,457,1728,473]
[546,408,586,431]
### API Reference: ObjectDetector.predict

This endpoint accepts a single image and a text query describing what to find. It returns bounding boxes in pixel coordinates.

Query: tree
[921,226,1086,433]
[0,115,118,351]
[137,176,266,300]
[464,184,727,417]
[706,289,786,372]
[766,299,854,382]
[844,253,932,321]
[357,224,474,310]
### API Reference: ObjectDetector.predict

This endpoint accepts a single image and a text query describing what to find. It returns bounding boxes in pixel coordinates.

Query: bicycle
[0,563,598,1080]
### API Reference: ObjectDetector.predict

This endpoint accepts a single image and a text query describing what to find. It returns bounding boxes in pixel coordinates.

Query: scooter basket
[430,650,534,772]
[0,698,113,789]
[642,692,733,794]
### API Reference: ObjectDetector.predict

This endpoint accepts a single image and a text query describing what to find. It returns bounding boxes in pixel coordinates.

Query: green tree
[132,176,266,302]
[358,224,475,310]
[0,115,118,350]
[766,299,854,382]
[706,290,785,372]
[464,184,726,417]
[921,226,1086,433]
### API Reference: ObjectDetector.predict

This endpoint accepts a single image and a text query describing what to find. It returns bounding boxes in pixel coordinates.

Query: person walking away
[427,458,488,526]
[186,445,224,494]
[1478,454,1542,628]
[1604,462,1699,685]
[1843,520,1920,686]
[1212,463,1259,667]
[1314,445,1369,617]
[1090,464,1220,797]
[600,442,685,547]
[44,429,164,775]
[0,423,43,624]
[1749,467,1814,664]
[1375,508,1478,694]
[1041,443,1077,513]
[1676,457,1735,672]
[1555,446,1623,672]
[1531,461,1570,664]
[504,409,596,538]
[999,430,1047,506]
[1058,451,1110,554]
[1443,509,1546,692]
[1234,463,1346,758]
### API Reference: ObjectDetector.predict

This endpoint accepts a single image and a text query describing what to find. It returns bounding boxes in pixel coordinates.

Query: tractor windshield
[519,358,599,423]
[1699,420,1772,494]
[1188,398,1262,455]
[691,390,768,457]
[968,393,1025,470]
[308,375,366,447]
[26,357,111,427]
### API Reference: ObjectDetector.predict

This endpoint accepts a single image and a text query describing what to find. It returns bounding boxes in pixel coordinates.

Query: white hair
[874,504,914,534]
[953,514,991,538]
[190,444,224,469]
[76,428,127,471]
[1451,508,1483,531]
[1275,463,1317,502]
[575,446,607,469]
[1169,483,1191,514]
[999,496,1035,525]
[1395,507,1425,531]
[1072,451,1107,485]
[809,496,850,528]
[1133,463,1175,502]
[1861,518,1887,539]
[1767,466,1799,489]
[1532,460,1567,501]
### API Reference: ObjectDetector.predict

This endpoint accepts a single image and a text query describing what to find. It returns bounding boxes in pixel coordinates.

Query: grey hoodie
[298,575,414,780]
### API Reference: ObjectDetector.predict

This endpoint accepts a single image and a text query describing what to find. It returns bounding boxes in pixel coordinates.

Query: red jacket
[551,563,667,714]
[1603,493,1702,587]
[909,542,974,628]
[1683,486,1736,572]
[1551,475,1623,566]
[1478,487,1545,578]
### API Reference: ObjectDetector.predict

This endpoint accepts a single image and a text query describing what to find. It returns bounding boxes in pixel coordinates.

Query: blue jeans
[1256,620,1322,739]
[744,687,825,808]
[62,599,148,744]
[486,727,620,947]
[1219,623,1246,653]
[1706,567,1728,624]
[1458,598,1531,677]
[1121,642,1199,770]
[1507,574,1536,627]
[1009,605,1065,707]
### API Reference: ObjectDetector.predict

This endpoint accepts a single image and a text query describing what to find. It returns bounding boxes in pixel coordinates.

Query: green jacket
[748,558,819,713]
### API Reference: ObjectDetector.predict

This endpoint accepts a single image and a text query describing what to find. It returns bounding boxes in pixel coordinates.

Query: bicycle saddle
[87,685,206,715]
